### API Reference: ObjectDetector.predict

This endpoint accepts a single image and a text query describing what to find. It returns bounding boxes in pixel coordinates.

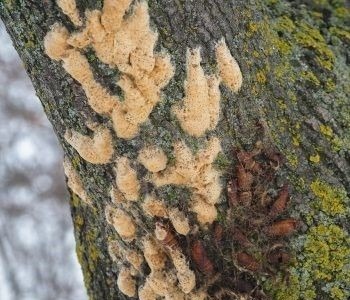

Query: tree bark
[1,0,349,299]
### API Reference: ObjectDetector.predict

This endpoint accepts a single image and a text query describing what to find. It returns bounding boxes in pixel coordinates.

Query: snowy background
[0,22,87,300]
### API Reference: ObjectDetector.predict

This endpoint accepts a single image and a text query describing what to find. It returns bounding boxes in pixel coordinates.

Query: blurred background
[0,22,87,300]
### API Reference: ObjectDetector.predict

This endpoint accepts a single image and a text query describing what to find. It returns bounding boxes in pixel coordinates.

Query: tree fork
[1,0,349,299]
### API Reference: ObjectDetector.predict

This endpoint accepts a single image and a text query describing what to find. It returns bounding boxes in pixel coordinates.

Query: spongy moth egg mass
[152,138,222,225]
[138,146,168,172]
[117,266,137,297]
[46,0,174,140]
[46,2,246,298]
[172,48,221,137]
[64,126,114,164]
[105,206,136,241]
[63,157,91,204]
[57,0,82,26]
[215,39,243,92]
[115,157,140,201]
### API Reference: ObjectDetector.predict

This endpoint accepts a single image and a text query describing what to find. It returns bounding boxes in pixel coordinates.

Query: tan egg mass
[168,208,190,235]
[115,157,140,201]
[142,195,168,218]
[117,266,136,297]
[215,38,243,92]
[142,236,167,271]
[57,0,82,26]
[125,249,144,271]
[45,0,174,140]
[105,206,136,241]
[139,281,157,300]
[138,145,168,172]
[62,157,91,205]
[109,186,127,204]
[44,24,70,61]
[147,270,179,298]
[107,240,121,262]
[170,250,196,294]
[172,48,221,137]
[152,138,222,224]
[64,126,114,164]
[191,196,218,225]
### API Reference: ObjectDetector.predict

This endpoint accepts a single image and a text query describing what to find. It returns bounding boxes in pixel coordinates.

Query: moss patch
[309,153,321,163]
[266,225,350,300]
[310,179,347,216]
[295,22,335,71]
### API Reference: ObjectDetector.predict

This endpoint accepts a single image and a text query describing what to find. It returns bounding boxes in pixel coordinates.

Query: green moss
[310,179,347,216]
[71,193,81,208]
[290,122,302,147]
[324,78,336,92]
[275,38,293,55]
[75,241,85,268]
[83,228,100,276]
[286,151,299,168]
[319,124,333,138]
[330,286,346,300]
[246,22,259,37]
[304,225,350,283]
[252,50,260,58]
[295,22,335,71]
[276,99,287,110]
[267,225,350,299]
[330,135,345,152]
[330,26,350,43]
[24,40,35,49]
[318,124,348,152]
[265,0,279,5]
[213,152,231,171]
[3,0,14,9]
[267,273,300,300]
[273,62,295,82]
[275,15,296,33]
[71,155,81,168]
[334,7,350,20]
[75,241,93,291]
[309,153,320,163]
[300,70,321,86]
[256,69,267,84]
[75,215,85,227]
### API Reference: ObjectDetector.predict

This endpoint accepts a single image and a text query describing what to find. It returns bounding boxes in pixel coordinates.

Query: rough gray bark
[1,0,349,299]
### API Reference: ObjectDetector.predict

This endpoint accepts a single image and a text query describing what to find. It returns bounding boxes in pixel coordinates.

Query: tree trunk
[1,0,349,299]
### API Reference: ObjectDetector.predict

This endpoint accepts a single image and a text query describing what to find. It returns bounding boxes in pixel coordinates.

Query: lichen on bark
[1,0,349,299]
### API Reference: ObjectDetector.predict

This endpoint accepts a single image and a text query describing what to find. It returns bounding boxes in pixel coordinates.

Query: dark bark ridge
[1,0,349,299]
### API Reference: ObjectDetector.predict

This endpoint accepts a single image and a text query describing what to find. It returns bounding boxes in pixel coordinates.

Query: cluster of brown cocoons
[48,1,247,298]
[225,146,298,277]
